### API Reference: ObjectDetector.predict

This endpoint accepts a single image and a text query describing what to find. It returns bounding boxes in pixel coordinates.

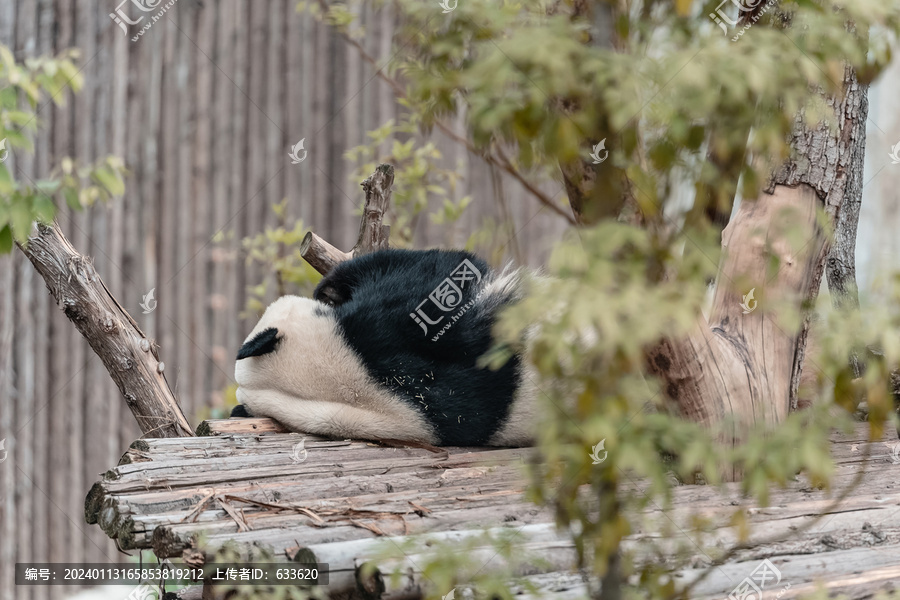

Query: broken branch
[300,164,395,276]
[18,222,193,438]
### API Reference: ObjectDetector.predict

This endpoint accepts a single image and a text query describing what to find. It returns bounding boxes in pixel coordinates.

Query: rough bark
[825,86,868,379]
[778,70,868,408]
[300,164,393,276]
[18,222,193,438]
[351,163,393,255]
[645,68,867,476]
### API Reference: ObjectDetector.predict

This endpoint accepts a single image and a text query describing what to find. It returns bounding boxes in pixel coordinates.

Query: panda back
[314,249,522,445]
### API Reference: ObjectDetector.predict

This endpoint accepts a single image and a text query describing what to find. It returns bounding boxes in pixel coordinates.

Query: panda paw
[230,404,253,418]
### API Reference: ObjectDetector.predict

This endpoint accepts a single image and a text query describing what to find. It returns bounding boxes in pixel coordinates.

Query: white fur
[478,266,540,446]
[488,366,539,446]
[235,296,438,443]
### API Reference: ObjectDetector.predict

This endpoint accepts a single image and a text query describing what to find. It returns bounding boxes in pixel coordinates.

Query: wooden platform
[85,419,900,599]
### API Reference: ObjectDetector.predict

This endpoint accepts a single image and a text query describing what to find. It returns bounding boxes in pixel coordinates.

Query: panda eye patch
[237,327,281,360]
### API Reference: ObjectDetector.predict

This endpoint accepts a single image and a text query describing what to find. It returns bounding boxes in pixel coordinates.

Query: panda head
[234,295,337,398]
[233,293,439,442]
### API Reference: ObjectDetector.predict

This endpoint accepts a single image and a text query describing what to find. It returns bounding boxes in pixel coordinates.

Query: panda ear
[314,282,348,307]
[237,327,281,360]
[313,271,357,307]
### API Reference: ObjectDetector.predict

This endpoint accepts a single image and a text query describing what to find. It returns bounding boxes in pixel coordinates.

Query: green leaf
[35,179,60,194]
[0,164,13,195]
[9,198,33,242]
[0,224,12,253]
[33,194,56,224]
[92,165,125,197]
[64,187,80,210]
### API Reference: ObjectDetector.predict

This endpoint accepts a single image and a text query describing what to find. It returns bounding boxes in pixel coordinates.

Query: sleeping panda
[231,249,538,446]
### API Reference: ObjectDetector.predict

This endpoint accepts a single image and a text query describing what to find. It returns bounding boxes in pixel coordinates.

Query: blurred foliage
[302,0,900,598]
[205,544,323,600]
[215,199,323,319]
[0,44,126,252]
[345,110,473,247]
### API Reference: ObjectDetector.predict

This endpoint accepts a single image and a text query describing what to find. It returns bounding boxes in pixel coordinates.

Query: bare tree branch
[300,164,396,276]
[18,223,193,438]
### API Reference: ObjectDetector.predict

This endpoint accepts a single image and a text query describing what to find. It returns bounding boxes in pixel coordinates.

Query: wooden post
[300,164,394,276]
[18,222,193,438]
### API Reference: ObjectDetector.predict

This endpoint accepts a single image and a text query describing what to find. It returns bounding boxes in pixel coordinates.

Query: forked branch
[300,164,394,275]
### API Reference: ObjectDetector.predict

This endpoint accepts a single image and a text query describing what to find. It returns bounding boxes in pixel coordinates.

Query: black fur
[230,404,253,418]
[236,327,281,360]
[313,249,521,446]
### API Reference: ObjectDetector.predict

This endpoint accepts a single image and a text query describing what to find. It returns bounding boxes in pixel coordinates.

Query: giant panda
[232,248,538,446]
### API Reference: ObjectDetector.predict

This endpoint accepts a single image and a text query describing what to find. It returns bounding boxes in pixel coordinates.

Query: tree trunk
[18,223,193,438]
[645,68,867,477]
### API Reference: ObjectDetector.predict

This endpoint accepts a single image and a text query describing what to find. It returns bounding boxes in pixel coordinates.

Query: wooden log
[195,417,291,436]
[358,541,580,600]
[512,545,900,600]
[684,544,900,599]
[300,163,394,276]
[18,223,193,438]
[84,435,528,525]
[291,523,573,598]
[90,457,525,546]
[82,424,900,597]
[90,463,529,540]
[149,486,541,557]
[85,423,887,536]
[168,461,900,565]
